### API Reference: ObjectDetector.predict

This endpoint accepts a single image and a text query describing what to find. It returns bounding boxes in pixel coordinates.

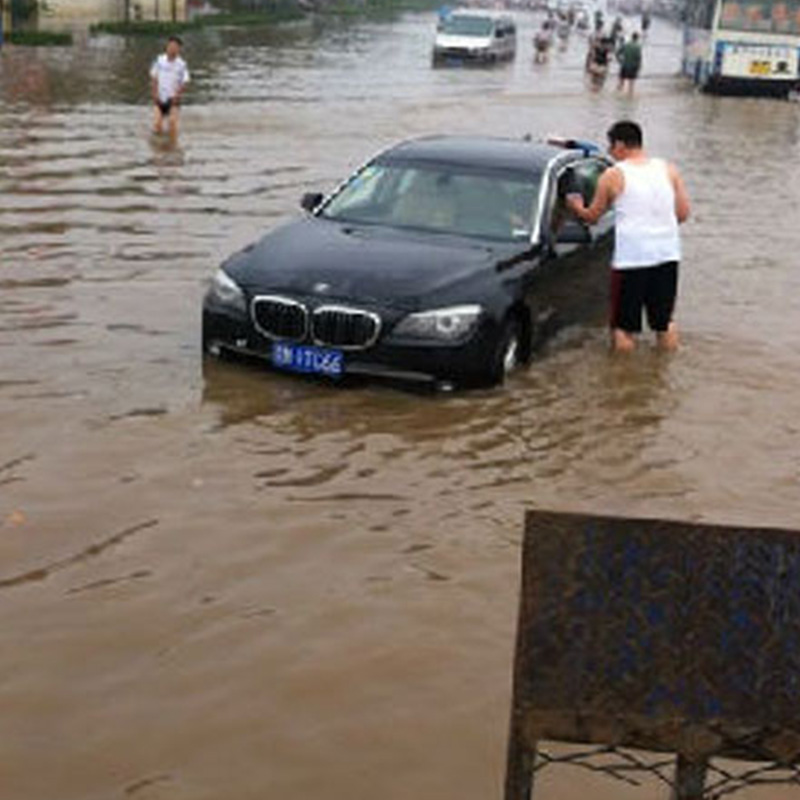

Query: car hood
[227,217,518,307]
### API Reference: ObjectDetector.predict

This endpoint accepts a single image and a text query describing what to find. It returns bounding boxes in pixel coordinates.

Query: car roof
[378,135,574,174]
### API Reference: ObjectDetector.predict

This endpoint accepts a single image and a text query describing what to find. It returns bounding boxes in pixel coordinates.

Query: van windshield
[439,15,495,36]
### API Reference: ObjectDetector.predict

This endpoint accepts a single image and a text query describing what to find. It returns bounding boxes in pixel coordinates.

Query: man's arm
[565,167,620,225]
[668,162,690,224]
[150,59,159,103]
[174,65,190,104]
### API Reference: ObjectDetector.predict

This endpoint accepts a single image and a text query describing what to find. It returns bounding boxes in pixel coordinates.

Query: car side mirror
[556,219,593,245]
[301,192,324,213]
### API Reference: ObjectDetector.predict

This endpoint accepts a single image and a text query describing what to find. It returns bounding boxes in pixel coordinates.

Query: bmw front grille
[250,296,381,350]
[312,305,381,350]
[251,295,308,341]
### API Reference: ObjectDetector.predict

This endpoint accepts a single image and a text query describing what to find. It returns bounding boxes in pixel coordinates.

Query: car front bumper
[202,301,501,387]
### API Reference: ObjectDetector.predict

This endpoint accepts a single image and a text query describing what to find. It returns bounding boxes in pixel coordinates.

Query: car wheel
[483,316,524,386]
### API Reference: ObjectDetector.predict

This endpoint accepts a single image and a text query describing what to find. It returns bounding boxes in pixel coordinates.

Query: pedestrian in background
[150,35,190,140]
[641,8,652,38]
[534,20,553,63]
[566,120,691,352]
[586,33,613,90]
[618,31,643,94]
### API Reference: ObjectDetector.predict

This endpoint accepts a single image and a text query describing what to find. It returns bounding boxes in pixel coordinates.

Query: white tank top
[613,158,681,269]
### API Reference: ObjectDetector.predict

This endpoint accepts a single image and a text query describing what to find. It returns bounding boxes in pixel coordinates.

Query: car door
[527,156,615,337]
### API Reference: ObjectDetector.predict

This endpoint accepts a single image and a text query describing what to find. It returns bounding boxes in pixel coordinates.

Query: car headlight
[208,268,246,312]
[391,304,483,342]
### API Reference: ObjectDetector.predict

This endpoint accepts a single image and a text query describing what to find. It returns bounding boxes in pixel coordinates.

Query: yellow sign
[749,59,772,74]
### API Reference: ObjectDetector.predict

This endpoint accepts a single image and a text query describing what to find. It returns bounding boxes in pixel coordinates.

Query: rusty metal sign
[505,510,800,799]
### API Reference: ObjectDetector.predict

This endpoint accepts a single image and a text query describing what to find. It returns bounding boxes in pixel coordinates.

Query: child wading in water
[150,35,190,140]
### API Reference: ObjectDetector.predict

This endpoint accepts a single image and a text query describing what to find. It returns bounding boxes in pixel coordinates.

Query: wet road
[2,12,800,799]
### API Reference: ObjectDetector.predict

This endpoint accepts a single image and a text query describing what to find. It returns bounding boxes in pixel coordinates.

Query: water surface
[2,13,800,799]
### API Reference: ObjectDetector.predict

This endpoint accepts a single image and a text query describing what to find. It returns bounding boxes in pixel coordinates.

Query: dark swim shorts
[156,99,173,117]
[610,261,678,333]
[620,65,640,80]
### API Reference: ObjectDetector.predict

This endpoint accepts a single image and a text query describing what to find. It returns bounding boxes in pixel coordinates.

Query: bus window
[719,0,800,32]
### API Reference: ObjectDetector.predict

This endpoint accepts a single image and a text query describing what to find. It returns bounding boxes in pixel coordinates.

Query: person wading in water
[566,120,691,352]
[617,31,643,94]
[150,35,190,140]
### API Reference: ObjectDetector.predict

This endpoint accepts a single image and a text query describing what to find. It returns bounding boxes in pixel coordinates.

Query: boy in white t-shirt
[150,35,190,139]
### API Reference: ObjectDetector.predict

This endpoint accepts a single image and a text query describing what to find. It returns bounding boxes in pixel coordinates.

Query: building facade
[41,0,187,23]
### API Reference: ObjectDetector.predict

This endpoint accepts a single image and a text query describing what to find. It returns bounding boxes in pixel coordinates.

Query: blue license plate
[271,343,344,377]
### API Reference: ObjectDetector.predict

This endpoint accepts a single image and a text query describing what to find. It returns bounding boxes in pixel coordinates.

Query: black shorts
[156,99,173,117]
[609,261,678,333]
[620,65,640,80]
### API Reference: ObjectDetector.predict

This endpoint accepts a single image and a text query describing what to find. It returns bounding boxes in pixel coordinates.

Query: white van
[432,10,517,65]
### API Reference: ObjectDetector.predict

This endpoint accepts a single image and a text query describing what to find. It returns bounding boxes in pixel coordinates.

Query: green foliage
[319,0,441,17]
[6,29,73,45]
[90,19,200,36]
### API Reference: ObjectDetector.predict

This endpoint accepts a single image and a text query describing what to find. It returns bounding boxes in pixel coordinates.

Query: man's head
[632,31,640,42]
[166,35,183,58]
[607,120,643,160]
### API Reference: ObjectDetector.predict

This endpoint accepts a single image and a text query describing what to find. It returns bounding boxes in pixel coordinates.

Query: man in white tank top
[566,120,690,352]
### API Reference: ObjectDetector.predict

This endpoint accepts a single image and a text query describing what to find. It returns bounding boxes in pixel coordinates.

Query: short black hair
[607,120,643,148]
[168,35,183,46]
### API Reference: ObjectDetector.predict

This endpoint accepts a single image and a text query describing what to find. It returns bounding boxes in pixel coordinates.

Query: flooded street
[2,12,800,799]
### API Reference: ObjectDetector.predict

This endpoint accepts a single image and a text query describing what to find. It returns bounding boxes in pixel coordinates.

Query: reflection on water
[2,11,800,800]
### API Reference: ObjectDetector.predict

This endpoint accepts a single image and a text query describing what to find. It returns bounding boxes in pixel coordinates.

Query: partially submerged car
[202,135,614,389]
[432,10,517,65]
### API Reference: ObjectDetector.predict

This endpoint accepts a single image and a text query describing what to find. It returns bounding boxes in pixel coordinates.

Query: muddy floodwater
[2,12,800,800]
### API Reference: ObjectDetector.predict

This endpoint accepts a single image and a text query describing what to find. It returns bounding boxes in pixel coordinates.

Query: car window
[328,164,388,210]
[548,159,610,238]
[570,159,609,207]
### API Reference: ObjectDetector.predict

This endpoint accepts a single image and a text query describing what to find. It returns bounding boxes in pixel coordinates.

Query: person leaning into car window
[566,120,690,353]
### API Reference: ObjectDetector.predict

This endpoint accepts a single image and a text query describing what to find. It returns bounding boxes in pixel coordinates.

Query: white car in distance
[432,10,517,65]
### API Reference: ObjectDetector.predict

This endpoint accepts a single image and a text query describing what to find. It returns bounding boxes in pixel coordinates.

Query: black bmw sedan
[202,135,615,388]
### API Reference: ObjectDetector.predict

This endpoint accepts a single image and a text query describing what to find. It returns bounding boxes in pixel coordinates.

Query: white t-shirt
[150,54,190,103]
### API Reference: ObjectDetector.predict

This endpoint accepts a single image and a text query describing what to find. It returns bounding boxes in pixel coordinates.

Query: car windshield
[439,15,495,36]
[320,160,541,243]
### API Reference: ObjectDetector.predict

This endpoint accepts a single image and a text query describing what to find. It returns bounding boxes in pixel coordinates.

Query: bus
[682,0,800,96]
